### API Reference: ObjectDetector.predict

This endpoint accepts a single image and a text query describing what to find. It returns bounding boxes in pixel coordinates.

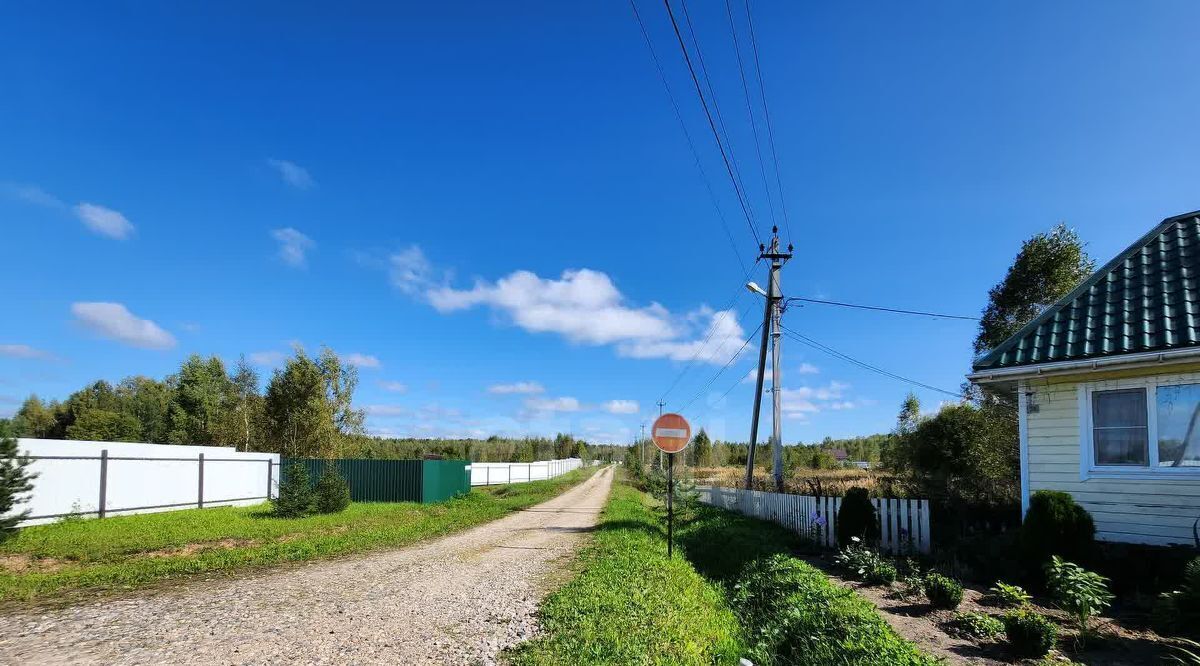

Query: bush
[947,611,1004,639]
[314,465,351,514]
[1020,490,1095,572]
[867,559,899,586]
[1045,556,1112,640]
[1002,609,1058,658]
[732,554,936,665]
[837,487,880,546]
[1153,556,1200,639]
[273,462,314,518]
[989,581,1032,608]
[925,573,964,609]
[0,437,35,544]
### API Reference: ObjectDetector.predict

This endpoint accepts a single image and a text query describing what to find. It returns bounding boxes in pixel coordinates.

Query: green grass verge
[508,482,744,665]
[0,466,600,604]
[511,477,933,666]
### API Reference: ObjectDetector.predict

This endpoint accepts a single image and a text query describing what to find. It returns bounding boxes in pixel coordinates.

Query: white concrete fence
[13,439,279,526]
[469,457,589,486]
[698,485,932,554]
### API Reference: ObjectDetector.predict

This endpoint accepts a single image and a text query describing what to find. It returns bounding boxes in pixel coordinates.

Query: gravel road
[0,466,614,665]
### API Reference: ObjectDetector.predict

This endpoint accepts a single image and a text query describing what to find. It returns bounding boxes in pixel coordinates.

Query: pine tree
[0,437,35,542]
[314,465,351,514]
[273,463,314,518]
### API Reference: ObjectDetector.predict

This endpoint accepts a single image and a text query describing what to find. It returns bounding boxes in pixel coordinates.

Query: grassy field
[508,482,744,665]
[0,466,599,604]
[512,475,933,665]
[693,465,892,496]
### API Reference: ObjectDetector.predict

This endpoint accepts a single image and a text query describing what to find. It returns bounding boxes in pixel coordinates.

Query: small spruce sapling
[0,437,35,542]
[273,462,315,518]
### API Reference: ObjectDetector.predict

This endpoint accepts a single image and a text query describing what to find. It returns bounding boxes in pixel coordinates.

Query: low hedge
[733,554,937,666]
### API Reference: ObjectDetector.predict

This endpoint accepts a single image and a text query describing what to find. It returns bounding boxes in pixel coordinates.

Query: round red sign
[651,413,692,454]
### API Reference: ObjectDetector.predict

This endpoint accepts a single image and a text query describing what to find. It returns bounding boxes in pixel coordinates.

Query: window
[1083,379,1200,476]
[1091,389,1148,466]
[1155,383,1200,468]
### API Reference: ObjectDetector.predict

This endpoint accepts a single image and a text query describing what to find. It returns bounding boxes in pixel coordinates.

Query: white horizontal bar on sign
[654,428,687,438]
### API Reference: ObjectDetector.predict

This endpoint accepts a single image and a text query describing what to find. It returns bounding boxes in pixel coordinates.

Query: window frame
[1078,376,1200,480]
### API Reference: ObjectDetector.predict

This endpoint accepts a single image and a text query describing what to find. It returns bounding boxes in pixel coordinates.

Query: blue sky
[2,1,1199,445]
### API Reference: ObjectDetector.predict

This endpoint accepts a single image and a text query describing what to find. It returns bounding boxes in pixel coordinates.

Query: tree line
[0,345,622,463]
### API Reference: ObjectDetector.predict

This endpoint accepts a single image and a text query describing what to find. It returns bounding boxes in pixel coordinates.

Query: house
[969,211,1200,546]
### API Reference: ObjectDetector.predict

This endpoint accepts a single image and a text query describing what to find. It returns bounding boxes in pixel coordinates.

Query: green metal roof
[972,210,1200,371]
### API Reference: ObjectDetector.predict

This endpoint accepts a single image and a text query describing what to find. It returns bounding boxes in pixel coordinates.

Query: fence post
[266,459,273,500]
[487,465,492,486]
[198,453,205,508]
[98,449,108,519]
[508,463,513,484]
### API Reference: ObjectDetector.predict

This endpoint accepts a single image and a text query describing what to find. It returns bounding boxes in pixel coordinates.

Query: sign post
[650,413,691,558]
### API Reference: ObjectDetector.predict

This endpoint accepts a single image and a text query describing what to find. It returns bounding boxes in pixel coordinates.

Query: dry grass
[692,466,897,497]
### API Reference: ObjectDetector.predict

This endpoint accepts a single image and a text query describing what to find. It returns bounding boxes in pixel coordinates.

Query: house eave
[967,347,1200,384]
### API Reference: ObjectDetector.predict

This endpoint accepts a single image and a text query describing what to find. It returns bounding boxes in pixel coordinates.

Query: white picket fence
[697,485,931,554]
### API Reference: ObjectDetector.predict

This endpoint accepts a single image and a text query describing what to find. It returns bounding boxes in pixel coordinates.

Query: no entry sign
[651,413,691,454]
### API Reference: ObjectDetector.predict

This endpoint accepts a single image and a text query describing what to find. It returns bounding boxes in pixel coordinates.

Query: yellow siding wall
[1025,364,1200,546]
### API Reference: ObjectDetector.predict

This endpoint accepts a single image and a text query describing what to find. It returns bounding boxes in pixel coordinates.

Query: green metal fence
[281,458,469,504]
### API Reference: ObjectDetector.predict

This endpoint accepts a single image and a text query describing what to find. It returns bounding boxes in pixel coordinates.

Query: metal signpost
[650,412,691,558]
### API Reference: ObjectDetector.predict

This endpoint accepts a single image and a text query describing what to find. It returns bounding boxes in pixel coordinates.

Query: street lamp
[745,281,767,297]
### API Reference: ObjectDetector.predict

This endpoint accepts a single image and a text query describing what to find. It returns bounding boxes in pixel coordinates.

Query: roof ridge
[972,209,1200,370]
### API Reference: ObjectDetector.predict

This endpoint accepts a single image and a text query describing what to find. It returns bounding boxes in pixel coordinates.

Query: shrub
[0,437,35,543]
[1020,490,1095,572]
[314,465,351,514]
[989,581,1032,608]
[947,611,1004,639]
[1152,556,1200,639]
[925,573,964,609]
[835,538,883,582]
[867,559,899,586]
[1002,609,1058,658]
[273,462,314,518]
[1045,556,1113,641]
[732,554,936,665]
[837,487,880,546]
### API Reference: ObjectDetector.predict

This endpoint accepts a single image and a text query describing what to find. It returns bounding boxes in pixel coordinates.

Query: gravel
[0,466,614,665]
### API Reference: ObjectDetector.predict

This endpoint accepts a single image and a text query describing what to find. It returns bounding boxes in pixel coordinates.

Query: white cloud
[797,363,819,375]
[340,352,381,369]
[487,381,545,395]
[71,302,175,350]
[267,158,315,189]
[385,246,755,364]
[365,404,409,417]
[779,381,856,419]
[389,245,437,296]
[0,344,54,360]
[75,203,134,239]
[378,380,408,393]
[271,228,314,268]
[248,351,286,366]
[524,396,581,413]
[743,362,820,384]
[602,399,639,415]
[1,182,66,209]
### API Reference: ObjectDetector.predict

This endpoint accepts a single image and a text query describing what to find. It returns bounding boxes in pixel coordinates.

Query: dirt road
[0,466,614,665]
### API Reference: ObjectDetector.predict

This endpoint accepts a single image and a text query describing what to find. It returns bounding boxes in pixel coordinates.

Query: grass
[511,474,934,665]
[0,466,599,604]
[507,481,744,665]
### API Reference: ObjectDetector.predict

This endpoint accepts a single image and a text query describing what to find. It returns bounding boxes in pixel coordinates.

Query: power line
[662,0,762,247]
[743,0,794,245]
[679,319,763,415]
[657,260,758,405]
[784,296,980,321]
[724,0,777,232]
[778,323,965,399]
[678,0,757,228]
[628,0,749,275]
